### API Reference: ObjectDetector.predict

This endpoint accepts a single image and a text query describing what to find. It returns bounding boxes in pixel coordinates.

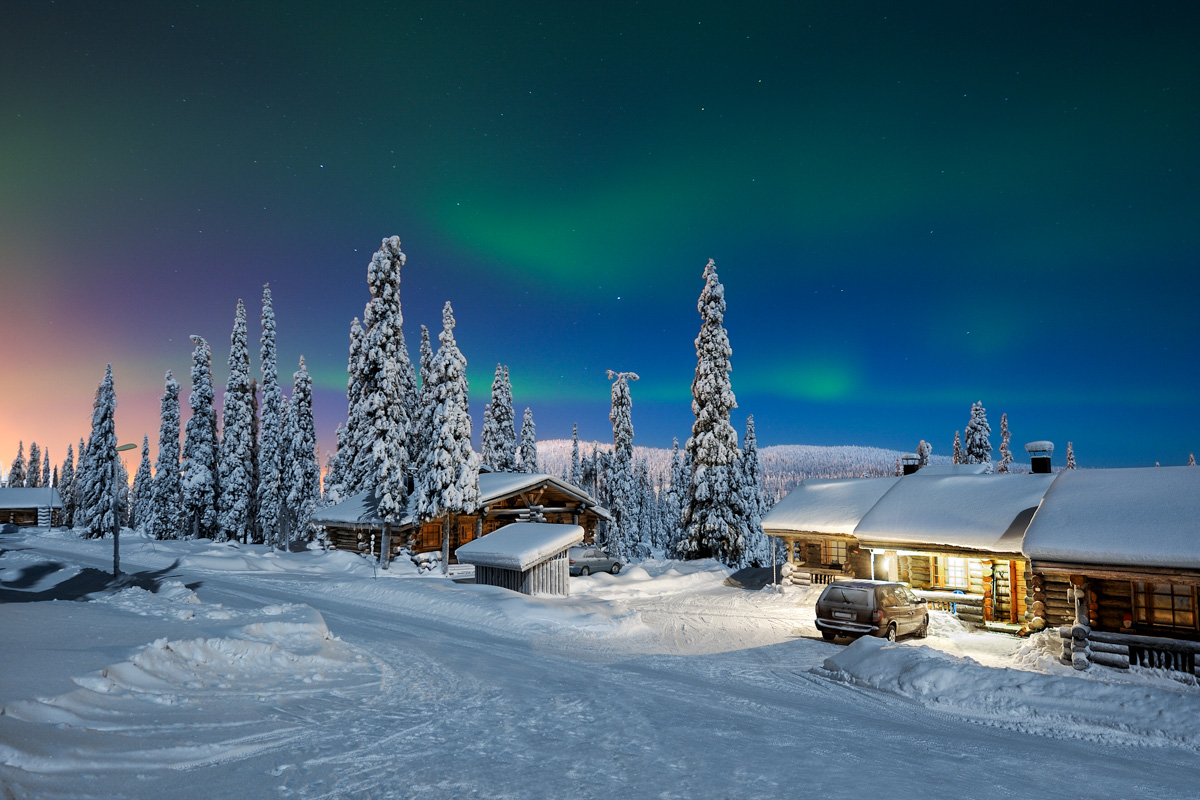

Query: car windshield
[823,587,870,605]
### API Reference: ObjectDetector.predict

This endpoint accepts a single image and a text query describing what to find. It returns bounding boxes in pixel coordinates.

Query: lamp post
[113,442,137,576]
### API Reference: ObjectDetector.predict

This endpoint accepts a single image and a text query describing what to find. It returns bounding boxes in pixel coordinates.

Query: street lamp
[114,442,137,576]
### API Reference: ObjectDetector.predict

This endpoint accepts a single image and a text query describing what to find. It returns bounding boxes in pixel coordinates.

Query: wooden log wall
[1033,573,1075,627]
[908,555,932,589]
[898,555,911,585]
[1090,578,1134,632]
[981,560,995,621]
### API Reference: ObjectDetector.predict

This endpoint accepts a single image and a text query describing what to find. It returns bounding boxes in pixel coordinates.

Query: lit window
[936,557,968,589]
[1134,582,1196,629]
[822,540,848,567]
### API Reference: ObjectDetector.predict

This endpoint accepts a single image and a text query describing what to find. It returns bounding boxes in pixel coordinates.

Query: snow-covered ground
[2,527,1198,799]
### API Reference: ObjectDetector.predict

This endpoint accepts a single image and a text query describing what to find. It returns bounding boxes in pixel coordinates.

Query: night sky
[2,2,1197,473]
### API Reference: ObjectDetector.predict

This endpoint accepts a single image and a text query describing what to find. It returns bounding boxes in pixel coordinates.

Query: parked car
[814,580,929,642]
[569,546,622,576]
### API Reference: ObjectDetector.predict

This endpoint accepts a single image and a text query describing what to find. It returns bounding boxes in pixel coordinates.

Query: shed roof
[0,488,63,510]
[762,477,900,535]
[854,473,1056,554]
[1022,466,1200,569]
[455,522,584,571]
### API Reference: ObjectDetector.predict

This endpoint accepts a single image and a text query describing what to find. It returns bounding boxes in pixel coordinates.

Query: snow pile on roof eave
[310,491,402,526]
[854,473,1057,552]
[762,477,901,535]
[0,488,64,509]
[1023,466,1200,569]
[455,523,584,571]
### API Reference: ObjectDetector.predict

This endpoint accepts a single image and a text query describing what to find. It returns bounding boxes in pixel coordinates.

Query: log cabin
[313,472,609,569]
[1022,466,1200,674]
[764,464,1055,628]
[0,488,63,527]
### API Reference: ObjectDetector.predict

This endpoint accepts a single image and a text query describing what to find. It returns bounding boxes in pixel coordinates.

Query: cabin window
[1133,582,1196,630]
[821,540,848,567]
[933,556,969,590]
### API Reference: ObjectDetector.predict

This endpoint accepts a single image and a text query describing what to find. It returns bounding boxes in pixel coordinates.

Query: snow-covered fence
[1058,627,1200,674]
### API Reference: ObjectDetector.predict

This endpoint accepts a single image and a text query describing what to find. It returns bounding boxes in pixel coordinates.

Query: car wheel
[886,624,897,642]
[821,630,836,641]
[610,563,621,575]
[580,566,590,576]
[917,616,929,638]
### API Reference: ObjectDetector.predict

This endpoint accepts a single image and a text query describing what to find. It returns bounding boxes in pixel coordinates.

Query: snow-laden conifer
[916,440,932,468]
[59,445,76,526]
[482,365,518,471]
[7,442,24,489]
[257,285,284,546]
[73,438,87,525]
[963,401,992,472]
[605,370,640,560]
[181,336,219,538]
[42,448,50,489]
[217,299,256,542]
[81,365,118,539]
[952,430,963,465]
[518,407,539,474]
[739,415,771,567]
[26,442,42,488]
[415,302,481,572]
[285,356,320,546]
[407,324,435,481]
[150,371,183,540]
[130,436,153,532]
[1065,441,1077,470]
[997,413,1013,473]
[680,259,750,565]
[662,438,685,555]
[358,237,413,525]
[333,316,368,497]
[894,456,902,477]
[570,423,582,487]
[1190,453,1196,466]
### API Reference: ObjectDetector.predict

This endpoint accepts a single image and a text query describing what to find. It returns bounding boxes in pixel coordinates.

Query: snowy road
[2,529,1198,799]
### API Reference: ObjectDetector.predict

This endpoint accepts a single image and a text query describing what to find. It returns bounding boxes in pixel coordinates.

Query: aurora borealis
[1,2,1197,470]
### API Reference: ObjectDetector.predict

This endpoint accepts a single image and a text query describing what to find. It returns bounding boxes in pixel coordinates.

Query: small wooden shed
[0,488,64,527]
[455,522,583,597]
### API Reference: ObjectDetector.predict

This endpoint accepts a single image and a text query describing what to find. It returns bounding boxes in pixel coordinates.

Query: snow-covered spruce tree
[247,376,260,526]
[963,401,992,472]
[80,365,118,539]
[997,413,1013,474]
[1065,441,1077,470]
[52,465,58,489]
[42,449,50,489]
[181,335,219,539]
[278,394,296,534]
[603,370,640,559]
[662,439,685,555]
[217,299,256,543]
[150,371,182,540]
[358,238,414,560]
[518,407,539,473]
[894,457,903,476]
[285,356,320,547]
[570,423,582,487]
[59,445,76,526]
[25,442,42,488]
[1189,453,1196,466]
[952,430,963,465]
[415,302,481,574]
[257,285,284,546]
[7,442,24,488]
[916,440,932,469]
[130,436,153,532]
[481,364,518,471]
[408,324,435,482]
[680,259,750,566]
[115,452,131,527]
[739,415,771,567]
[331,316,368,498]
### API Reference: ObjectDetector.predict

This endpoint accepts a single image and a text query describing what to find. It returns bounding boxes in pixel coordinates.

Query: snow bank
[816,636,1200,750]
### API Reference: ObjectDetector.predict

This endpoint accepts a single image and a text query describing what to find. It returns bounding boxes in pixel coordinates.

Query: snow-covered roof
[1022,466,1200,569]
[763,477,900,535]
[0,488,63,509]
[854,473,1057,554]
[455,522,584,571]
[911,463,989,476]
[311,491,393,526]
[312,472,609,526]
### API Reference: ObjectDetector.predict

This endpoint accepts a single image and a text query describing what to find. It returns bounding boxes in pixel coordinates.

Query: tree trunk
[442,515,452,575]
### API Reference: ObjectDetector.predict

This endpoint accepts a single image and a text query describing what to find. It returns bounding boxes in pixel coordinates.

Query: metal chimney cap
[1024,440,1055,455]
